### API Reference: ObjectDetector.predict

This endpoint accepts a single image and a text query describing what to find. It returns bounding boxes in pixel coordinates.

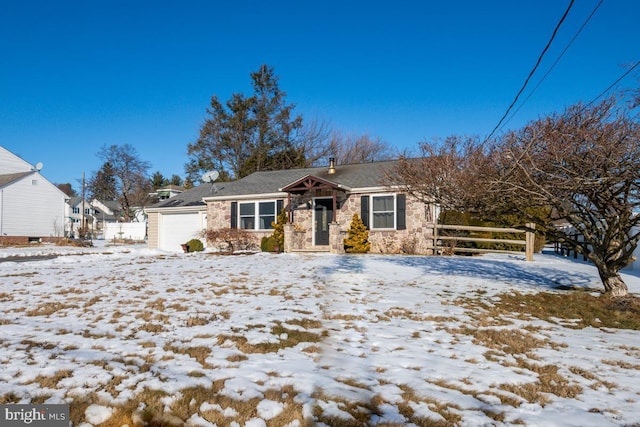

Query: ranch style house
[146,159,438,254]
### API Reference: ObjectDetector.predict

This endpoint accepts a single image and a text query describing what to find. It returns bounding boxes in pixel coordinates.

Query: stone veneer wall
[335,193,435,255]
[208,193,435,255]
[206,200,271,249]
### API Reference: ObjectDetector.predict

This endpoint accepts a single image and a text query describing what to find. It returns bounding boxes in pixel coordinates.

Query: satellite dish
[201,170,219,183]
[35,162,43,171]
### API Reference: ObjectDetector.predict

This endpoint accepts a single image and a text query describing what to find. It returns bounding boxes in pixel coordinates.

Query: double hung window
[238,201,277,230]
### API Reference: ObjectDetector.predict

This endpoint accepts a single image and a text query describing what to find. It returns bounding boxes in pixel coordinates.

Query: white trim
[145,205,205,214]
[370,193,397,230]
[237,199,280,231]
[203,192,286,202]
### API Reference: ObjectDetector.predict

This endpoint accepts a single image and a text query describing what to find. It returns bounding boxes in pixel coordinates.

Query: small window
[259,202,276,230]
[372,195,395,229]
[72,207,80,214]
[239,203,255,230]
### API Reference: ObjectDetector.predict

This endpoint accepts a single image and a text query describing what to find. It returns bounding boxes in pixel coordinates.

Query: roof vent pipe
[328,157,336,174]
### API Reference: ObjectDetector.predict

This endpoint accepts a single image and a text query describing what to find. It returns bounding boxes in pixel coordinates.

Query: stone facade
[282,191,436,255]
[205,190,436,255]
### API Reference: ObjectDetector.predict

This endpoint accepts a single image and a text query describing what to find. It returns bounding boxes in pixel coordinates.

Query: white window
[259,201,276,230]
[239,201,278,230]
[372,195,395,229]
[239,203,255,230]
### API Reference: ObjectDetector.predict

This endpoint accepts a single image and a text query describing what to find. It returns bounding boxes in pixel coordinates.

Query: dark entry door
[314,198,333,245]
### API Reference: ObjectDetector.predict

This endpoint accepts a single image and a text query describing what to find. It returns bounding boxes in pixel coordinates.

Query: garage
[158,211,205,252]
[145,185,211,252]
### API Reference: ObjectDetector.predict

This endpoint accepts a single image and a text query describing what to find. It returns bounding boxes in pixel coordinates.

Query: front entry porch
[280,174,349,254]
[284,222,345,254]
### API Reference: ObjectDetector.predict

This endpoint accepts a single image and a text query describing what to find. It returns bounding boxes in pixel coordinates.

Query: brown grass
[217,323,323,354]
[461,291,640,330]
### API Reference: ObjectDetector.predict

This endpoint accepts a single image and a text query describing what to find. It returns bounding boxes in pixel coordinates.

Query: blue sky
[1,0,638,188]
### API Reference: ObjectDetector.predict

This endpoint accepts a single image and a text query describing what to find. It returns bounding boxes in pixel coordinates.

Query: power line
[484,0,575,143]
[581,60,640,110]
[499,0,603,132]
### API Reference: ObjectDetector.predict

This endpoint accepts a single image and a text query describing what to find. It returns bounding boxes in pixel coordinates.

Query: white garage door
[158,212,203,252]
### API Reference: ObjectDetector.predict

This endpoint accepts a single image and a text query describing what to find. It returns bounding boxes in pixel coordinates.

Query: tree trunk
[598,270,628,297]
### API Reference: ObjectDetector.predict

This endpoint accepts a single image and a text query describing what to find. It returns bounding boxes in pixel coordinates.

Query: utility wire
[581,60,640,110]
[484,0,575,143]
[499,0,603,133]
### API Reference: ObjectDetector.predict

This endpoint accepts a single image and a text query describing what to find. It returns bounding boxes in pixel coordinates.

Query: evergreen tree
[344,214,370,253]
[186,65,304,182]
[88,161,117,201]
[271,209,288,252]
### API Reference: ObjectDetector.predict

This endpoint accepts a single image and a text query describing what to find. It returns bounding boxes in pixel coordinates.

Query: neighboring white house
[150,185,184,201]
[0,146,69,243]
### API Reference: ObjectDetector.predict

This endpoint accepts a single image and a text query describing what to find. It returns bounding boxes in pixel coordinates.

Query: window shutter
[277,199,284,215]
[360,195,369,229]
[230,202,237,229]
[396,194,406,230]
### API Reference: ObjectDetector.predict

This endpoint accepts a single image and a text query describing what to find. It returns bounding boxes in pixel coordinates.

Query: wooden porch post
[331,189,337,222]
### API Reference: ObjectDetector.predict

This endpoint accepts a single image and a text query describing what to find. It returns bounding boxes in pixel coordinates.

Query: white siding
[0,173,67,237]
[158,212,205,252]
[0,146,33,173]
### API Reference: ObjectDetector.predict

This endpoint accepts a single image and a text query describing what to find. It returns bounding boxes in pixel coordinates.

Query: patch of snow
[84,404,113,425]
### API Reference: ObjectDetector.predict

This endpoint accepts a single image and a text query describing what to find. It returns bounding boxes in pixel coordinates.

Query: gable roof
[148,160,400,209]
[206,160,399,199]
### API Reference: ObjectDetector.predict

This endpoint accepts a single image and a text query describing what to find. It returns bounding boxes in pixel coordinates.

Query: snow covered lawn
[1,243,639,426]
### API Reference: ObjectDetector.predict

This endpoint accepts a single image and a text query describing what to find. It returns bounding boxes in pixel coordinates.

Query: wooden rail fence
[434,223,536,261]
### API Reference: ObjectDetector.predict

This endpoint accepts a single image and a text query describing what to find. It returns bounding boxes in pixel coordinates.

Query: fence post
[525,223,535,261]
[433,222,439,256]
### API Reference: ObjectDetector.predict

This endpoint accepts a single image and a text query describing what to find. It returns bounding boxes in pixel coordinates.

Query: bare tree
[489,98,640,297]
[94,144,151,222]
[296,118,333,166]
[328,132,395,165]
[387,135,487,210]
[388,98,640,297]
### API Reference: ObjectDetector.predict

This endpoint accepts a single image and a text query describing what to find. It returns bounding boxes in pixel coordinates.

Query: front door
[314,198,333,246]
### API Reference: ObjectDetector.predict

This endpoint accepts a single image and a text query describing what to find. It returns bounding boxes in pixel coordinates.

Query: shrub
[203,228,256,253]
[271,209,288,251]
[186,238,204,252]
[261,236,280,253]
[344,213,370,253]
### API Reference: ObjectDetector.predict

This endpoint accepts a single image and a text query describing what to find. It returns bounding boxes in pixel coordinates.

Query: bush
[186,238,204,252]
[271,209,288,251]
[344,213,370,253]
[203,228,256,253]
[261,236,280,253]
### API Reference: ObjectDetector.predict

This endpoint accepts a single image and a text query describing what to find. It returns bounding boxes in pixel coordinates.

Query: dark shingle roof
[149,160,399,208]
[210,160,399,197]
[150,183,211,208]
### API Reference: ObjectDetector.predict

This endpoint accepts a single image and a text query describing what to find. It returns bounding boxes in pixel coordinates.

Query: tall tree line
[186,64,393,182]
